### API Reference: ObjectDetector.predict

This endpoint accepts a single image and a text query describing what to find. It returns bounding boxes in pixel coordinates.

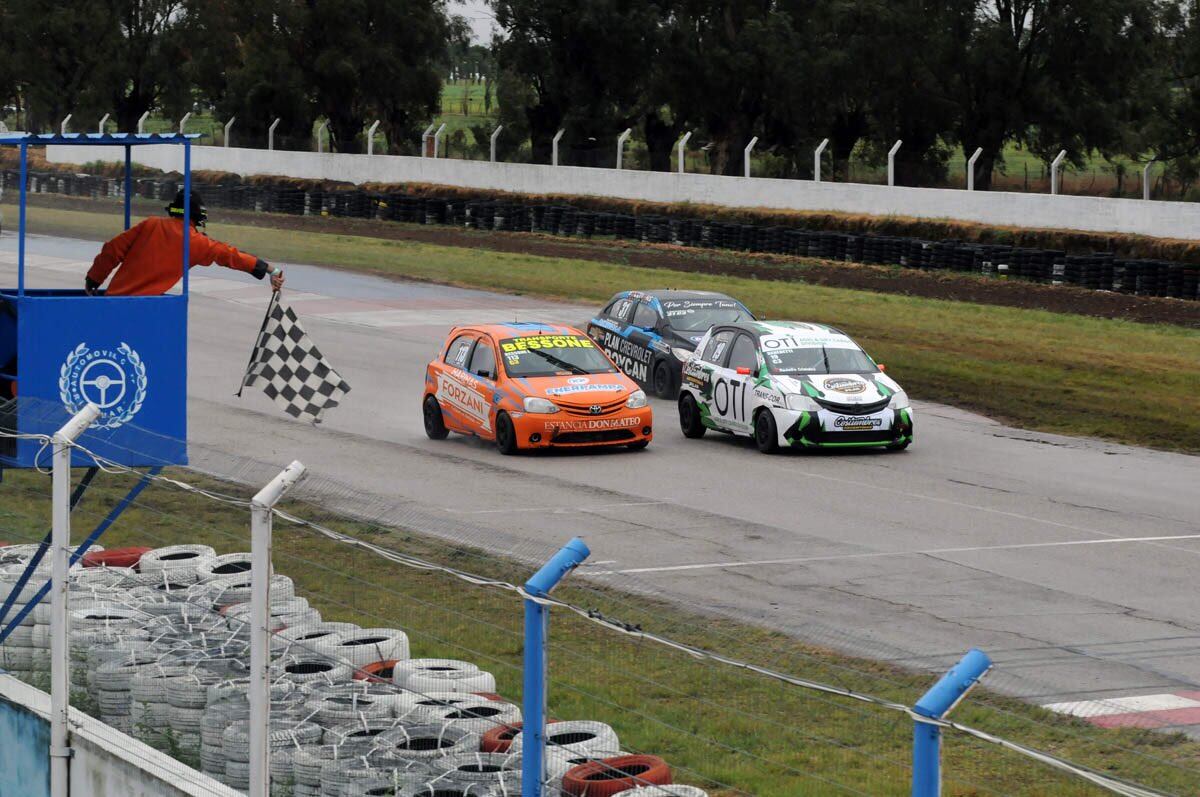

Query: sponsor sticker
[832,415,883,431]
[500,335,594,353]
[823,377,866,394]
[544,416,642,431]
[437,372,491,430]
[545,382,624,396]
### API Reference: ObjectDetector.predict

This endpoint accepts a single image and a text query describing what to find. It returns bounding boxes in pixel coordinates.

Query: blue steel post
[912,648,992,797]
[17,143,26,295]
[182,139,191,293]
[522,537,591,797]
[123,145,132,230]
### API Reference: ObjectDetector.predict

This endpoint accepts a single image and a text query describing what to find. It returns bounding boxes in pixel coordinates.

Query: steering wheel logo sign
[59,342,148,429]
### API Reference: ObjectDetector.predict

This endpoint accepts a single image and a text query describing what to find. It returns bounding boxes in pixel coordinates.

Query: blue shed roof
[0,132,201,146]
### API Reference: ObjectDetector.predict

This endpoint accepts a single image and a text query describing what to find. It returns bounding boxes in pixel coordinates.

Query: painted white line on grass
[595,532,1200,575]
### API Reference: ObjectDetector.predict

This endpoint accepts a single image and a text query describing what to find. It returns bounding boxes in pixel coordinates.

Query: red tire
[480,721,523,753]
[562,755,671,797]
[355,660,399,682]
[82,546,153,569]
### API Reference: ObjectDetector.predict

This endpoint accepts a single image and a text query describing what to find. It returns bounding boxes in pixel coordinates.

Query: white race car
[677,320,913,452]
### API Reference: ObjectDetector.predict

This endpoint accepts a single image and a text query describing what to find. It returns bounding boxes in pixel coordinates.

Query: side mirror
[735,367,751,375]
[477,369,494,380]
[877,363,886,372]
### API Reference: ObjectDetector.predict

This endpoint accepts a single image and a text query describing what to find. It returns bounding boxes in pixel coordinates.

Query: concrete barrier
[0,674,240,797]
[45,144,1200,241]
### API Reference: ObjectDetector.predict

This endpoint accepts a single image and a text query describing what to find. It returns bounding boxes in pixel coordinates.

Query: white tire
[333,627,410,668]
[391,658,479,689]
[510,720,619,757]
[139,545,216,583]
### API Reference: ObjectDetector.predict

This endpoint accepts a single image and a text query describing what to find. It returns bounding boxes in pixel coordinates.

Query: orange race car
[423,322,653,454]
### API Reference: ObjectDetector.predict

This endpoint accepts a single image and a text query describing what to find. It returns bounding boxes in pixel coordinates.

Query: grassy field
[13,203,1200,454]
[2,466,1198,795]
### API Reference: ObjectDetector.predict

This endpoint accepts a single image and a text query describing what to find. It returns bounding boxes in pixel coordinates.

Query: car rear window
[499,335,618,377]
[661,299,749,331]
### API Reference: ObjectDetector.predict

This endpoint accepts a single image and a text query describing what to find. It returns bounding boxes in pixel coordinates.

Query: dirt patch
[13,193,1200,328]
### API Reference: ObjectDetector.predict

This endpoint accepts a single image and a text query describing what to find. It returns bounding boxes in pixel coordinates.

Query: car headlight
[625,389,648,409]
[523,396,559,414]
[888,390,910,410]
[671,346,692,362]
[785,394,820,412]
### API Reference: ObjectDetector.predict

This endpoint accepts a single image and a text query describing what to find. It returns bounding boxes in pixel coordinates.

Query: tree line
[3,1,1200,190]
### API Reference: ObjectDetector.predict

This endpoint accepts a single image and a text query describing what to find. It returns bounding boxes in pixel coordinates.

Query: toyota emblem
[589,404,603,414]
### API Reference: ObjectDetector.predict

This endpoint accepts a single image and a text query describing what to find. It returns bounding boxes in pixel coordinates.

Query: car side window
[702,330,735,365]
[444,334,476,368]
[728,334,758,372]
[467,339,497,380]
[632,302,658,329]
[611,298,635,322]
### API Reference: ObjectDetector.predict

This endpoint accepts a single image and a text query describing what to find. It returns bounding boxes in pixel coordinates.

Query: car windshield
[761,343,877,375]
[661,299,749,332]
[499,334,618,377]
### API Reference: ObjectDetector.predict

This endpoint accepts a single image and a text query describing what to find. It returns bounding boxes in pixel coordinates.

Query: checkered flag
[238,292,351,423]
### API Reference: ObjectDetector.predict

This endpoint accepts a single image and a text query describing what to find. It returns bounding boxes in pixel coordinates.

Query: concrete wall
[45,144,1200,241]
[0,674,240,797]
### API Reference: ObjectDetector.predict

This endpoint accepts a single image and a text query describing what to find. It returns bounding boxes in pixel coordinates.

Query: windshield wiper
[529,349,589,375]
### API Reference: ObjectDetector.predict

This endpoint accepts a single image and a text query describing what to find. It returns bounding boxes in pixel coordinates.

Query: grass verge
[10,203,1199,453]
[2,467,1199,795]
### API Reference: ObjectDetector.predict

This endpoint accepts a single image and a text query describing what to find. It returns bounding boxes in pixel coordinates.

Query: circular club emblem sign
[59,342,148,429]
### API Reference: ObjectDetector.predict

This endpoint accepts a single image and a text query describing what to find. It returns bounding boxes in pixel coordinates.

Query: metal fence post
[966,147,983,191]
[616,128,632,170]
[59,114,71,136]
[367,120,381,155]
[522,538,591,797]
[888,140,903,186]
[178,112,191,135]
[912,648,992,797]
[137,111,150,134]
[743,136,758,178]
[316,121,329,154]
[433,123,447,158]
[491,125,504,162]
[421,123,436,157]
[224,117,236,148]
[97,114,110,135]
[1143,160,1155,201]
[676,131,692,174]
[1050,149,1067,195]
[248,461,307,797]
[268,118,281,151]
[552,129,565,166]
[50,404,100,797]
[814,138,829,182]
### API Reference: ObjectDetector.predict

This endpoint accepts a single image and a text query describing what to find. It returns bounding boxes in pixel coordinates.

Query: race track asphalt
[4,233,1198,729]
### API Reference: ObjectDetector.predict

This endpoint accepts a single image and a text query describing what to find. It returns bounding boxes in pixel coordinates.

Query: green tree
[493,0,668,166]
[934,0,1162,190]
[106,0,194,133]
[9,0,117,131]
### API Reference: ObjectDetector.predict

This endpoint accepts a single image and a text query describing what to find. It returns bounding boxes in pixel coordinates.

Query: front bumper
[511,408,654,449]
[778,406,913,448]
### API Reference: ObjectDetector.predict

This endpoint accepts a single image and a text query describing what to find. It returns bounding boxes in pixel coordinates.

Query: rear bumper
[780,407,913,448]
[511,409,654,449]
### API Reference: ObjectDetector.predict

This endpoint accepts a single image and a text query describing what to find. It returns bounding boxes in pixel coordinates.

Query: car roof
[448,321,584,338]
[710,320,854,342]
[612,289,745,303]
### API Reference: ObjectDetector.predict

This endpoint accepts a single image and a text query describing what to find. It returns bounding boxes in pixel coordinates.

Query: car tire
[423,395,449,440]
[651,359,675,399]
[627,440,649,451]
[754,409,779,454]
[678,393,706,439]
[495,412,519,455]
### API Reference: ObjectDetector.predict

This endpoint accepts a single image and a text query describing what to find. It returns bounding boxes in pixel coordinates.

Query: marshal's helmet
[166,188,207,227]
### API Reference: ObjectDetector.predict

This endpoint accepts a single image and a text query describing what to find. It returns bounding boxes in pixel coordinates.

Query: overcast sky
[452,0,498,44]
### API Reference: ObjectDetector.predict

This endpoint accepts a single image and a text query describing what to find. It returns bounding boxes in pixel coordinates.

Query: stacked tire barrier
[3,168,1198,302]
[0,543,706,797]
